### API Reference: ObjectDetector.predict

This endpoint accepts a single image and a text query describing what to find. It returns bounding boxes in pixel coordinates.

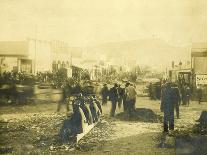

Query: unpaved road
[0,97,206,154]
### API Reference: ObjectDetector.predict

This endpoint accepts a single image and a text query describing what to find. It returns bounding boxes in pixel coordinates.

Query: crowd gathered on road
[0,70,204,135]
[60,77,201,134]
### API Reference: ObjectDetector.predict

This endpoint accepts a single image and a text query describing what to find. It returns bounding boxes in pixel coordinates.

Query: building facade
[191,43,207,100]
[0,40,72,75]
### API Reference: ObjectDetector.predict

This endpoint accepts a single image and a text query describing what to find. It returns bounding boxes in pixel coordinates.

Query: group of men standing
[101,82,137,117]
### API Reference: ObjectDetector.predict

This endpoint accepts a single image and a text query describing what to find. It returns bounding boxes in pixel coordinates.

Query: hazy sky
[0,0,207,46]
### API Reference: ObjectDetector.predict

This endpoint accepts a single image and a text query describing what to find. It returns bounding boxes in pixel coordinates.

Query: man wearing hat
[161,81,175,132]
[123,82,130,112]
[101,83,109,105]
[109,83,119,117]
[125,83,137,116]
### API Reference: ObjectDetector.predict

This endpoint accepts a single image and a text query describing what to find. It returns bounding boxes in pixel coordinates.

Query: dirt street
[0,97,206,154]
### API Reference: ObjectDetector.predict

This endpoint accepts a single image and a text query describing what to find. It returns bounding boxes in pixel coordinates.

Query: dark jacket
[101,86,109,98]
[161,83,174,112]
[118,87,125,97]
[109,87,119,102]
[171,86,181,104]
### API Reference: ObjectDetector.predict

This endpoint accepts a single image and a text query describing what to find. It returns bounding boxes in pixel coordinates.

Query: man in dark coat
[101,84,109,105]
[161,82,174,132]
[180,85,186,105]
[109,83,119,117]
[171,83,181,119]
[59,102,85,142]
[123,82,130,112]
[118,84,124,108]
[155,81,161,100]
[185,84,191,106]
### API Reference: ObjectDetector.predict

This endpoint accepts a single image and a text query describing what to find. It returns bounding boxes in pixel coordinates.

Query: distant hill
[69,39,191,70]
[87,39,191,68]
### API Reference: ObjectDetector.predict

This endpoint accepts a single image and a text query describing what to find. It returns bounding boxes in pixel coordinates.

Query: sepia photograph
[0,0,207,154]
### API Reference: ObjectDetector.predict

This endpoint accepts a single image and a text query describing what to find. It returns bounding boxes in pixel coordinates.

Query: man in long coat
[161,82,174,132]
[171,83,181,119]
[101,84,109,105]
[109,83,119,117]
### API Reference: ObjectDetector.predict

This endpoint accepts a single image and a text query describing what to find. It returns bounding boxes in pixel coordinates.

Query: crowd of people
[58,81,138,141]
[1,70,204,135]
[100,82,137,117]
[0,70,85,104]
[98,78,198,133]
[0,71,35,85]
[0,70,68,86]
[0,71,36,104]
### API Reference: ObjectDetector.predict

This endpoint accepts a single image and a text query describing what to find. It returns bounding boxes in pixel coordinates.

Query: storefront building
[191,43,207,100]
[0,40,72,75]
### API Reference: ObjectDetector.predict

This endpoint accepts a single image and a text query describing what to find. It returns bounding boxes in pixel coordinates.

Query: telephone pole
[34,25,37,75]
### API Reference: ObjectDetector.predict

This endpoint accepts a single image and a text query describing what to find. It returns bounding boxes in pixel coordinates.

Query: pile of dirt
[35,118,113,153]
[192,111,207,135]
[197,111,207,125]
[115,108,162,123]
[193,124,207,135]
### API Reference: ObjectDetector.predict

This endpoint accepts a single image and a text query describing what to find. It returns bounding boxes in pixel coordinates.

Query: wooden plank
[76,122,97,143]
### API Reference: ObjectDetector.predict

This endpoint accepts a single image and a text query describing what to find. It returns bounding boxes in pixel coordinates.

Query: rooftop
[0,41,28,57]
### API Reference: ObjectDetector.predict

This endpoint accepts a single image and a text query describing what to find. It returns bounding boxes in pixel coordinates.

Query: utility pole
[34,25,37,75]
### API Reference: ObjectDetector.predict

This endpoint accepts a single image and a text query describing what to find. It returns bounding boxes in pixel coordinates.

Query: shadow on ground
[115,108,162,123]
[175,135,207,155]
[161,111,207,155]
[87,132,175,155]
[175,111,207,155]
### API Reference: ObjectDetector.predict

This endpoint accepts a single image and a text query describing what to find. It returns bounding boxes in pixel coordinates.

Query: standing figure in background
[180,85,186,105]
[171,83,181,119]
[149,83,153,100]
[161,81,174,132]
[160,79,166,112]
[74,82,82,95]
[57,83,70,113]
[109,83,119,117]
[123,82,130,112]
[125,83,137,116]
[101,83,109,105]
[185,84,191,106]
[156,81,161,100]
[118,84,124,108]
[197,86,202,104]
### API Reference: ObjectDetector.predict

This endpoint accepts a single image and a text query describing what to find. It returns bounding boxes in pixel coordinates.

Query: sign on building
[196,74,207,85]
